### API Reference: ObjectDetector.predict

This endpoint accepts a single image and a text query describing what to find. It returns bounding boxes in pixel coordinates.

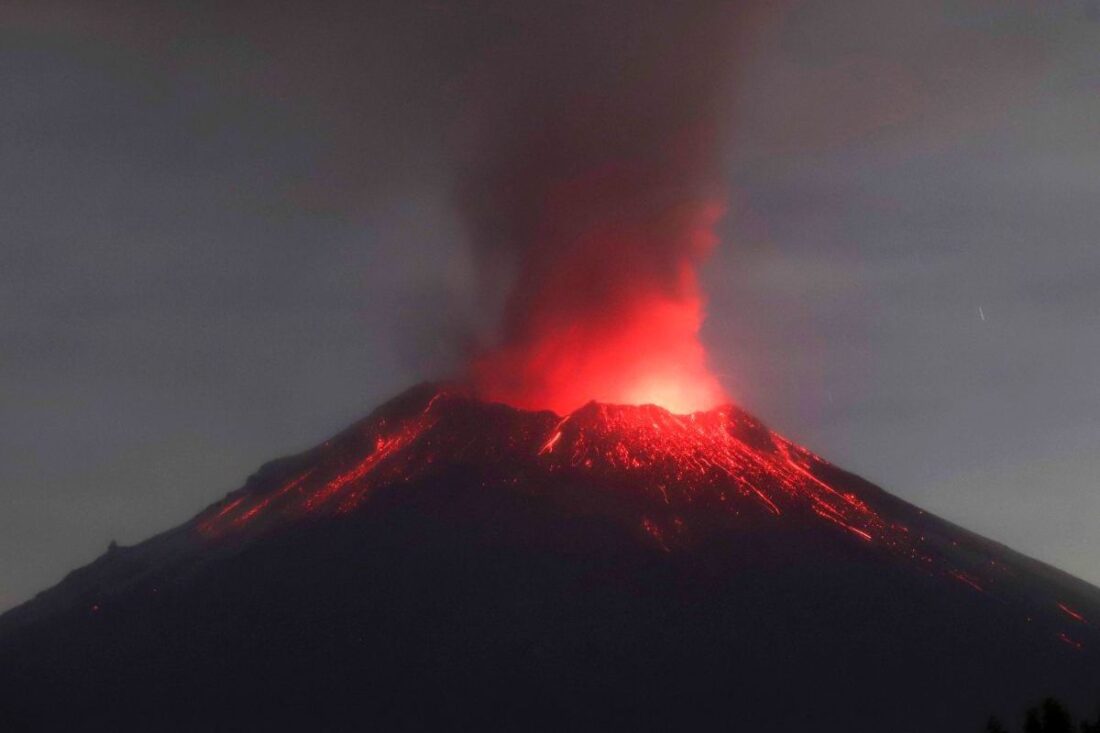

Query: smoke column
[457,3,749,414]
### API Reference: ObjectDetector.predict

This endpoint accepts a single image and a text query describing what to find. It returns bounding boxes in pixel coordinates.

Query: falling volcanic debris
[457,4,750,414]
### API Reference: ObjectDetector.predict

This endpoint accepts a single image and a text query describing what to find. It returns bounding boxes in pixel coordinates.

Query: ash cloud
[450,3,758,410]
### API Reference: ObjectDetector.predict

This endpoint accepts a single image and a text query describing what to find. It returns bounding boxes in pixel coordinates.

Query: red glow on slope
[1058,602,1088,624]
[949,569,985,593]
[193,387,1093,655]
[306,435,408,512]
[1059,632,1084,650]
[197,393,901,556]
[471,176,728,415]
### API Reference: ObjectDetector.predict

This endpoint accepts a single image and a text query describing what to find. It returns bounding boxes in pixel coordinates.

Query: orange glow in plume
[471,168,727,415]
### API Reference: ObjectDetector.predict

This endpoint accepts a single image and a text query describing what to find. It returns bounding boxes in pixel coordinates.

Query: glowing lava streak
[471,177,728,415]
[1058,602,1088,624]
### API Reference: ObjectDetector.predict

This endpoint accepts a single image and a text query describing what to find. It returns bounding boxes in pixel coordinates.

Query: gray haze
[1,0,1098,610]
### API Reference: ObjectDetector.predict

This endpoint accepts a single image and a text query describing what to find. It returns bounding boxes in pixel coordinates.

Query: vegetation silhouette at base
[986,697,1100,733]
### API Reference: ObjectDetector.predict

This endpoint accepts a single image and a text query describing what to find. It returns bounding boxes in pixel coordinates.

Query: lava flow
[183,383,1095,651]
[199,387,909,559]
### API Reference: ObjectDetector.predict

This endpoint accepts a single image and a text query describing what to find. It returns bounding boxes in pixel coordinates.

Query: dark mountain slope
[1,384,1097,732]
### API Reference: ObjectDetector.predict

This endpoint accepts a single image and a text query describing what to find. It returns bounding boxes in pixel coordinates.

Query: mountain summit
[2,384,1097,731]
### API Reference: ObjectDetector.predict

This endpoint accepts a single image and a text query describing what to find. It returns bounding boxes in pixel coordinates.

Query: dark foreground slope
[1,385,1098,732]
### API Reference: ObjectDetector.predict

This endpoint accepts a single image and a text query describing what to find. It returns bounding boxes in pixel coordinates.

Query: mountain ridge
[1,383,1097,731]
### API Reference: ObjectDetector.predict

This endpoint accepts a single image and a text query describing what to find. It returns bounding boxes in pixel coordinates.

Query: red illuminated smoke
[469,165,728,415]
[454,4,748,415]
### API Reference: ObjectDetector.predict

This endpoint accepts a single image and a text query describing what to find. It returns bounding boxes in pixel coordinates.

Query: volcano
[1,384,1097,731]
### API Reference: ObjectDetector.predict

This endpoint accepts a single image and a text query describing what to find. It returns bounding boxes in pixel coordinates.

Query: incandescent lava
[189,384,1098,653]
[198,387,887,544]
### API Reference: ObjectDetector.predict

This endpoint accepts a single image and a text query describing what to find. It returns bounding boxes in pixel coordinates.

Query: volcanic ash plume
[470,169,728,415]
[459,4,744,415]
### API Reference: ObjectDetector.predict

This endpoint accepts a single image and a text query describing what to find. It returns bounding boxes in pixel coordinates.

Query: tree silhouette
[1024,707,1043,733]
[1040,698,1074,733]
[986,697,1100,733]
[1081,706,1100,733]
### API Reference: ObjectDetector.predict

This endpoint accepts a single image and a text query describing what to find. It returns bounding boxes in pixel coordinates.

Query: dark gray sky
[2,0,1098,611]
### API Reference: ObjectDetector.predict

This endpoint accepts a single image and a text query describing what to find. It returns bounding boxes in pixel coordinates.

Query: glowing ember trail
[1058,602,1088,624]
[1059,632,1084,650]
[949,569,985,593]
